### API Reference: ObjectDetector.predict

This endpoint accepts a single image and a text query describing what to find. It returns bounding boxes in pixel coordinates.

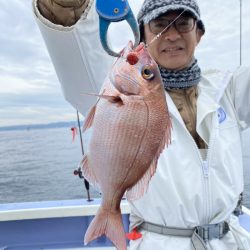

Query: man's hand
[37,0,90,26]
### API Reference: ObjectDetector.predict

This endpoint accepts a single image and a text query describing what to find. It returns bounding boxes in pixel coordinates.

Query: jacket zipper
[204,113,218,223]
[201,114,217,224]
[184,89,210,222]
[202,160,209,224]
[175,112,217,224]
[168,89,218,224]
[187,133,210,225]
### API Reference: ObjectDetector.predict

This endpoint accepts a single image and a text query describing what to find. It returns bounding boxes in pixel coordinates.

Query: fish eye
[141,65,154,80]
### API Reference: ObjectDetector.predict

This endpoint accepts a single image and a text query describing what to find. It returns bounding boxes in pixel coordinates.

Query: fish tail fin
[84,207,127,250]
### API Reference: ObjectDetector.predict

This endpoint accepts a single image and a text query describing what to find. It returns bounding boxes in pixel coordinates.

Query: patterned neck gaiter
[159,58,201,90]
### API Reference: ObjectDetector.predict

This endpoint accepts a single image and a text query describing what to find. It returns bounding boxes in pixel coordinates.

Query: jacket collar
[165,71,232,145]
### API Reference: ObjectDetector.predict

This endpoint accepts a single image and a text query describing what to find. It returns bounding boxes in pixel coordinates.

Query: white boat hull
[0,198,249,249]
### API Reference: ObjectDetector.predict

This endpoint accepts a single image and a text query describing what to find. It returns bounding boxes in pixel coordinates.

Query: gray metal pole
[240,0,242,66]
[76,110,92,202]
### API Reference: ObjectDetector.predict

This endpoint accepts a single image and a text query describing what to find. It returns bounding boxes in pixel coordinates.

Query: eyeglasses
[149,16,196,35]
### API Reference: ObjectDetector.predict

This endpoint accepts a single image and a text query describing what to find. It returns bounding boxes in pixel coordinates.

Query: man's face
[144,11,203,70]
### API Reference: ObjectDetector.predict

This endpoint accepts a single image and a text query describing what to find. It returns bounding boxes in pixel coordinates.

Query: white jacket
[33,0,250,249]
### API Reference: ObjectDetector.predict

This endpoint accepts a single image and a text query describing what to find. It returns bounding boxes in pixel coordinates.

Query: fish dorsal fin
[80,155,101,192]
[126,120,172,201]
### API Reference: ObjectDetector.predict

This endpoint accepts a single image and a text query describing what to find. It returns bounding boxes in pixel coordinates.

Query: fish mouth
[121,42,145,59]
[120,41,134,58]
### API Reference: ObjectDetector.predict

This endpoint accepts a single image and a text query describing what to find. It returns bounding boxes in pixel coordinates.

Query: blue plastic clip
[96,0,140,57]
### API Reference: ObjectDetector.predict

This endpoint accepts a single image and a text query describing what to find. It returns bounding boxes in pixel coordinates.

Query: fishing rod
[73,110,92,202]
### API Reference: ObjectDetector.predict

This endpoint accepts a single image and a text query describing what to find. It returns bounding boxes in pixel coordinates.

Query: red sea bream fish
[81,42,172,250]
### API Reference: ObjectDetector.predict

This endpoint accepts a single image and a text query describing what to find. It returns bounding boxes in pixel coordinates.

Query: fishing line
[145,9,186,48]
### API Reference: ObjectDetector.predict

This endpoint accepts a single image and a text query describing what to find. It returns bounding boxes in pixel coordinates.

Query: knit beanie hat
[137,0,205,33]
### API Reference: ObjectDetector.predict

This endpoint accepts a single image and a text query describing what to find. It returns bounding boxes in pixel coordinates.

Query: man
[33,0,250,249]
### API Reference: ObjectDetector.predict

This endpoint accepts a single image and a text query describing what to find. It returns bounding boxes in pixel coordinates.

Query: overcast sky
[0,0,249,126]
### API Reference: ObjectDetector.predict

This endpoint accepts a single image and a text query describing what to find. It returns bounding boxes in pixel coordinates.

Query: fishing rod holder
[73,167,93,202]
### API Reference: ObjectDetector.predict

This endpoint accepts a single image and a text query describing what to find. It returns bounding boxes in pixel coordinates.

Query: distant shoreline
[0,121,81,132]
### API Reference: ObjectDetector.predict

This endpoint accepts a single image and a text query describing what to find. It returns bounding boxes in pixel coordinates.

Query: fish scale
[91,100,148,180]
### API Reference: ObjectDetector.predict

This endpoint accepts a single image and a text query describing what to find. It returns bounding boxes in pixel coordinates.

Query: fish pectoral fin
[81,92,123,104]
[80,155,100,191]
[95,94,123,105]
[84,207,126,250]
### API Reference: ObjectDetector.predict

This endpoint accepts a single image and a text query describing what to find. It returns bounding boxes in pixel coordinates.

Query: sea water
[0,126,101,204]
[0,126,249,208]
